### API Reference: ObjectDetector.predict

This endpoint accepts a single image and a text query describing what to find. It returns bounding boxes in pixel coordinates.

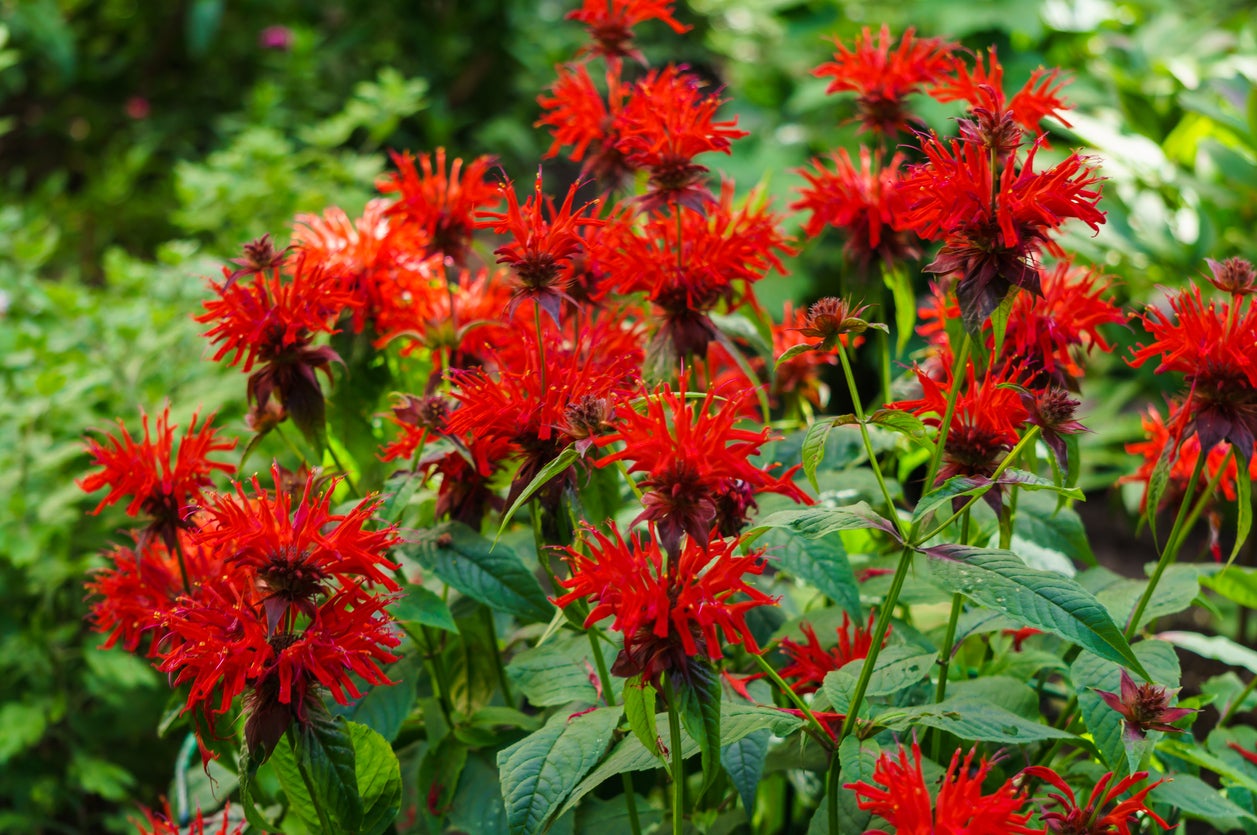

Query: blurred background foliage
[0,0,1253,830]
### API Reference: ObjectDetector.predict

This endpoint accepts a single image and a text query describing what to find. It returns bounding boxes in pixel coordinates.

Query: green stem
[918,427,1041,545]
[838,545,915,741]
[826,750,840,835]
[418,625,454,726]
[663,678,686,835]
[836,342,906,541]
[922,335,972,492]
[1218,673,1257,728]
[587,632,643,835]
[481,605,514,707]
[1126,453,1213,639]
[749,651,831,745]
[876,280,893,405]
[291,730,335,835]
[324,441,361,498]
[930,512,970,761]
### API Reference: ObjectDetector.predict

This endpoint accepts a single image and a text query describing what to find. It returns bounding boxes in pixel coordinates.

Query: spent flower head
[1094,669,1196,741]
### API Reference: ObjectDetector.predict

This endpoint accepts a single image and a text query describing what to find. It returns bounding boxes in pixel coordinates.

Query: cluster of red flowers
[778,613,880,694]
[848,739,1171,835]
[81,409,401,763]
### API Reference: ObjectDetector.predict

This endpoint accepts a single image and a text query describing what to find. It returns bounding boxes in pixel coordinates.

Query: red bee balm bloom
[537,62,634,185]
[1094,669,1196,741]
[613,65,748,212]
[80,406,236,550]
[377,148,500,266]
[793,147,921,270]
[1020,767,1171,835]
[567,0,690,64]
[813,25,956,136]
[845,739,1037,835]
[133,800,246,835]
[554,525,774,685]
[778,613,881,694]
[597,376,812,556]
[1129,283,1257,453]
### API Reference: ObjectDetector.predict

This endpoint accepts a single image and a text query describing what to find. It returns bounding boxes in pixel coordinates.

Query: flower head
[845,739,1037,834]
[377,148,501,266]
[1094,669,1196,741]
[813,25,956,135]
[597,375,812,556]
[1206,256,1257,296]
[793,148,921,270]
[476,171,603,323]
[537,62,634,185]
[613,65,747,212]
[80,406,236,550]
[1020,766,1171,835]
[380,394,450,463]
[132,799,246,835]
[778,614,880,694]
[554,525,774,686]
[1129,283,1257,453]
[567,0,690,64]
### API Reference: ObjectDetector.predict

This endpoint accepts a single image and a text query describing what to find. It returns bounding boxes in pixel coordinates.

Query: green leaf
[1149,773,1256,830]
[721,729,770,817]
[1158,739,1257,795]
[185,0,224,58]
[877,697,1077,743]
[1231,458,1251,565]
[497,446,580,538]
[1007,490,1095,569]
[296,706,362,831]
[836,736,879,834]
[1157,630,1257,675]
[392,584,459,635]
[447,754,511,835]
[760,527,861,619]
[348,721,403,835]
[867,409,934,454]
[823,647,937,712]
[1145,441,1175,545]
[417,522,552,623]
[1080,565,1202,631]
[922,544,1148,678]
[678,660,722,793]
[750,502,899,542]
[497,706,622,835]
[507,642,600,708]
[238,751,283,834]
[913,471,1083,529]
[775,342,816,368]
[623,676,662,762]
[882,264,916,356]
[1199,565,1257,608]
[418,735,468,830]
[344,652,419,743]
[801,419,835,491]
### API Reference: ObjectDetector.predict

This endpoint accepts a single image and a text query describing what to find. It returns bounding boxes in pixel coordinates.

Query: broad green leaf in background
[822,647,936,712]
[759,527,862,619]
[876,698,1077,743]
[507,640,601,709]
[922,544,1148,678]
[411,522,552,623]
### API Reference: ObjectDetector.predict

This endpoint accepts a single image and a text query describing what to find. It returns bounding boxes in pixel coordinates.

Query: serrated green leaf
[1158,739,1257,795]
[750,502,899,542]
[497,706,622,835]
[801,420,836,491]
[423,522,552,623]
[498,446,581,537]
[348,721,403,835]
[623,676,662,762]
[507,643,600,708]
[297,707,362,831]
[238,751,283,833]
[868,409,934,453]
[922,544,1148,678]
[760,527,861,619]
[878,697,1076,743]
[836,735,879,834]
[1149,773,1256,830]
[1082,564,1201,631]
[418,735,468,830]
[721,729,769,817]
[678,660,722,792]
[1145,441,1174,545]
[775,342,816,368]
[1231,457,1251,565]
[1158,630,1257,675]
[823,647,936,712]
[1200,565,1257,608]
[393,583,459,634]
[344,653,419,743]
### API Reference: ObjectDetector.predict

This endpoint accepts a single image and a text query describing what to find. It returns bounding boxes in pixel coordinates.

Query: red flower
[1003,626,1043,651]
[895,135,1105,329]
[1228,741,1257,767]
[537,62,634,185]
[475,171,604,322]
[196,465,400,632]
[379,394,450,463]
[1121,403,1257,511]
[778,614,880,694]
[933,48,1072,152]
[597,375,812,556]
[567,0,690,64]
[1129,283,1257,453]
[793,147,921,269]
[1094,669,1196,741]
[132,800,245,835]
[770,301,840,409]
[889,363,1029,492]
[377,148,501,266]
[613,65,748,212]
[846,739,1036,834]
[600,184,795,359]
[80,406,236,550]
[418,434,513,528]
[1020,766,1172,835]
[812,25,956,136]
[554,525,775,685]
